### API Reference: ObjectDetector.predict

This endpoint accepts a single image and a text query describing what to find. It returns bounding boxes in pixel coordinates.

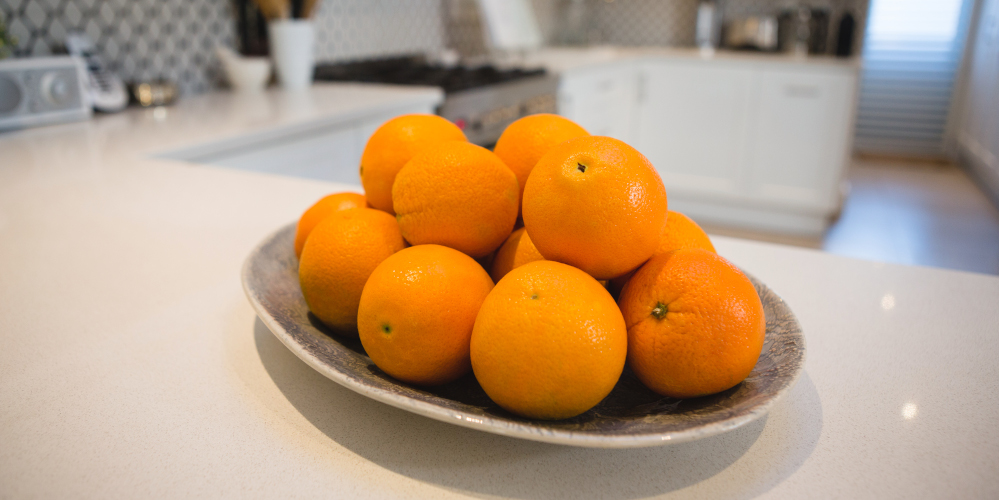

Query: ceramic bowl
[242,223,806,447]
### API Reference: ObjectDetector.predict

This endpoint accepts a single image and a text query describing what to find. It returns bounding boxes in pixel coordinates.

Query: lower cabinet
[556,62,638,143]
[557,56,858,235]
[167,104,435,185]
[743,69,856,215]
[634,62,754,201]
[206,123,363,185]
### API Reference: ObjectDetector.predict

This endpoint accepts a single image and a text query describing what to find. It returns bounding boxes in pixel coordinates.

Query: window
[854,0,974,157]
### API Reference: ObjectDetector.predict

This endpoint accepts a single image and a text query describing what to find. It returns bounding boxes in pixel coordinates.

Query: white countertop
[0,83,996,498]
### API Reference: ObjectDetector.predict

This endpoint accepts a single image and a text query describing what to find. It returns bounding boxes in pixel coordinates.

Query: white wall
[949,0,999,204]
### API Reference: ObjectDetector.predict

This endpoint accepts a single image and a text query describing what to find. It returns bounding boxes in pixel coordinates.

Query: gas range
[313,55,558,146]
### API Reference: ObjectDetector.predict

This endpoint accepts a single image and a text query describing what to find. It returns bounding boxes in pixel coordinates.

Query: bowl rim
[241,222,806,448]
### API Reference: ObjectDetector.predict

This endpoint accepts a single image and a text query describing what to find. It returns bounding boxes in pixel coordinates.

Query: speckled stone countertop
[0,83,996,499]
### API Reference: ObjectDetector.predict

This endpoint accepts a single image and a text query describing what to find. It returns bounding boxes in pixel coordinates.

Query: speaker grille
[0,75,22,115]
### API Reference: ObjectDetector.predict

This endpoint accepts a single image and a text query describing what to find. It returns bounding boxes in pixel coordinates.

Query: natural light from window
[866,0,965,42]
[854,0,973,157]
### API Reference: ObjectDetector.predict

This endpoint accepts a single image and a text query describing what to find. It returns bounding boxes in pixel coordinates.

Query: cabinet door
[744,70,855,210]
[207,124,361,185]
[558,65,637,142]
[634,62,754,198]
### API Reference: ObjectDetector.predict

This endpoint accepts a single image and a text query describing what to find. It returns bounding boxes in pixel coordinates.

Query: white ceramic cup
[268,20,314,91]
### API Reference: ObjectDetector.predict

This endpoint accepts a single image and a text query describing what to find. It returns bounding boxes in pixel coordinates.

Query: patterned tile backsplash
[0,0,446,95]
[589,0,701,47]
[313,0,445,62]
[0,0,237,95]
[0,0,868,96]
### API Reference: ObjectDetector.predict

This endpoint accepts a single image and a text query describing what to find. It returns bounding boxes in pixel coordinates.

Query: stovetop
[313,55,548,94]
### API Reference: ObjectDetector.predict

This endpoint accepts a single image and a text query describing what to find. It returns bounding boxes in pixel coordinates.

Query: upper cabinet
[554,51,858,235]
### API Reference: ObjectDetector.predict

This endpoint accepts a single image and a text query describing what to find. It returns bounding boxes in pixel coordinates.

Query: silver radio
[0,56,92,132]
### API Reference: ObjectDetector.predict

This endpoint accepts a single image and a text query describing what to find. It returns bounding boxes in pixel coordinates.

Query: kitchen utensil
[301,0,320,18]
[236,0,270,57]
[268,19,314,91]
[242,223,806,448]
[253,0,288,20]
[252,0,318,20]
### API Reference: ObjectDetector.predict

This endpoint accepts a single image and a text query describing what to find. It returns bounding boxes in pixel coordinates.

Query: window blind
[854,0,973,157]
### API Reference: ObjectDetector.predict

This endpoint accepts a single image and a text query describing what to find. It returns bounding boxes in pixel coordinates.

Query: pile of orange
[295,113,766,420]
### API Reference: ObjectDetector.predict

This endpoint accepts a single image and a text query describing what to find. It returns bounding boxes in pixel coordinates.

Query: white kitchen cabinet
[537,48,859,235]
[161,100,436,184]
[556,62,638,142]
[205,122,361,184]
[632,61,856,234]
[202,110,414,185]
[744,69,856,214]
[634,62,754,199]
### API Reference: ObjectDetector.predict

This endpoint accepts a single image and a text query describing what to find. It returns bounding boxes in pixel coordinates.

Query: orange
[357,245,494,386]
[359,114,467,214]
[493,114,589,217]
[298,208,406,334]
[608,210,715,298]
[294,192,367,258]
[471,260,627,419]
[489,227,544,282]
[618,248,766,399]
[657,211,715,254]
[393,141,519,257]
[475,249,497,278]
[522,136,667,280]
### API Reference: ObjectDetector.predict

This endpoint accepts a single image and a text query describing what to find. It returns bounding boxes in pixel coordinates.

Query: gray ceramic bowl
[242,223,805,448]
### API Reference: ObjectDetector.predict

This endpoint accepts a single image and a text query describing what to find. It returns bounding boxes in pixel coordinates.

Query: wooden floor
[705,156,999,275]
